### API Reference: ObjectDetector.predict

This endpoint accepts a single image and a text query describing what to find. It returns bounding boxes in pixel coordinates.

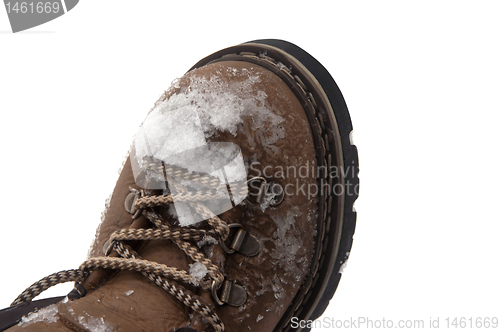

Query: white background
[1,1,499,331]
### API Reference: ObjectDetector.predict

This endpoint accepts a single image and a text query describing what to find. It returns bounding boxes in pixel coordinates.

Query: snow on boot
[0,39,358,332]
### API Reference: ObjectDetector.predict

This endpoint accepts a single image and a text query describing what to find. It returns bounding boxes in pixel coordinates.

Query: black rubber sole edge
[248,39,359,332]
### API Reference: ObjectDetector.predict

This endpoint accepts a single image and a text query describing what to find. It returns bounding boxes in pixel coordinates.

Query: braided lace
[12,166,250,332]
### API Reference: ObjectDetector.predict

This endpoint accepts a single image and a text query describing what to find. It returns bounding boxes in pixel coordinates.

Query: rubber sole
[191,39,359,332]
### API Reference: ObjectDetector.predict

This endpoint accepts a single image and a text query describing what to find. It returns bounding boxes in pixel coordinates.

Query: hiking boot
[0,39,358,332]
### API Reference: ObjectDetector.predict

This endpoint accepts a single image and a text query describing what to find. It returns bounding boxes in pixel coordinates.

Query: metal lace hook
[211,279,247,307]
[245,176,284,207]
[219,223,260,256]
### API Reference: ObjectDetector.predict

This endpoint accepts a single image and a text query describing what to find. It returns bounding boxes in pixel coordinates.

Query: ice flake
[270,207,303,273]
[134,103,207,166]
[18,304,59,327]
[259,189,282,212]
[256,314,264,322]
[339,261,348,274]
[88,194,112,258]
[196,235,217,248]
[349,130,355,145]
[339,252,350,274]
[255,274,271,296]
[236,313,251,323]
[77,312,114,332]
[124,290,134,296]
[271,275,286,301]
[170,202,203,227]
[133,69,276,167]
[189,262,208,286]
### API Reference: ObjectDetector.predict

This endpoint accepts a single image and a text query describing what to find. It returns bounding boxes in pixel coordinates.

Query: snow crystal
[133,68,273,169]
[169,201,203,227]
[339,252,350,274]
[271,275,286,301]
[77,312,114,332]
[270,207,303,273]
[167,204,178,218]
[339,261,348,273]
[88,194,112,258]
[196,235,217,248]
[236,313,251,323]
[259,185,283,212]
[255,274,271,296]
[256,116,286,158]
[18,304,59,327]
[254,274,286,314]
[124,290,134,296]
[221,146,247,184]
[189,262,208,286]
[134,103,207,169]
[130,67,285,227]
[349,130,355,145]
[256,314,264,322]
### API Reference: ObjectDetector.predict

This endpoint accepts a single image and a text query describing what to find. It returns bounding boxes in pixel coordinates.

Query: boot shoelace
[11,165,252,332]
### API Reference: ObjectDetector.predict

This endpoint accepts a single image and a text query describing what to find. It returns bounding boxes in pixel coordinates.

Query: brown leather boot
[0,40,358,332]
